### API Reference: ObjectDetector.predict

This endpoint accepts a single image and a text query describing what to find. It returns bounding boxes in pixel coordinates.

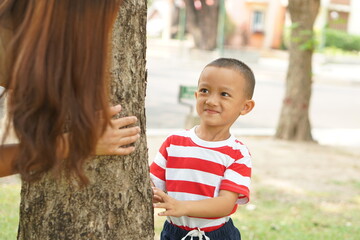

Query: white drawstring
[181,228,210,240]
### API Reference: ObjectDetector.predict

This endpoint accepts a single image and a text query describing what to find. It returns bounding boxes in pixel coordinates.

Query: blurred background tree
[275,0,320,141]
[184,0,220,50]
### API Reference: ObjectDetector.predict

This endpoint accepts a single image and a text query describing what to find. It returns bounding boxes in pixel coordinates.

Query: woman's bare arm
[0,144,18,177]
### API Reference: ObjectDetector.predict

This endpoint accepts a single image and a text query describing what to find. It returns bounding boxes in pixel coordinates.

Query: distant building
[225,0,287,49]
[225,0,360,50]
[317,0,360,35]
[149,0,360,50]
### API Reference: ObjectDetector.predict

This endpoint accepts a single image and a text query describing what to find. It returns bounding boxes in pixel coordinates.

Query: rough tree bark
[17,1,154,239]
[184,0,219,50]
[275,0,320,141]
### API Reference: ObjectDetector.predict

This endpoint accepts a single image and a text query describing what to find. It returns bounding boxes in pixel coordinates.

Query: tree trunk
[17,1,154,240]
[184,0,219,50]
[275,0,320,141]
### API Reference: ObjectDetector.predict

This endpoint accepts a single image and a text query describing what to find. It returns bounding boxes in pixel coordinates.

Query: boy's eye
[221,92,230,97]
[199,88,208,93]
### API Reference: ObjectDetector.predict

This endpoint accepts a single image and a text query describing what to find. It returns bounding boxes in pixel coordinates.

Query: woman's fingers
[95,107,141,155]
[115,132,140,147]
[111,124,140,138]
[112,116,138,129]
[96,128,140,155]
[106,125,140,146]
[112,146,136,155]
[108,104,122,117]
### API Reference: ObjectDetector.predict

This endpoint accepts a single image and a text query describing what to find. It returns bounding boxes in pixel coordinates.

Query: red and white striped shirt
[150,127,252,232]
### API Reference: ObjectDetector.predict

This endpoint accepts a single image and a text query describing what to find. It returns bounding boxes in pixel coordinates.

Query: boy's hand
[152,188,239,218]
[95,105,140,156]
[151,182,164,203]
[152,186,165,203]
[153,187,188,217]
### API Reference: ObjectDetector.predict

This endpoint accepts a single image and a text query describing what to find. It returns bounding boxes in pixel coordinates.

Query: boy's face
[195,66,254,130]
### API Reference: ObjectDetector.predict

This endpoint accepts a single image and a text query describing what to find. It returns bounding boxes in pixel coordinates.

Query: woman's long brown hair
[0,0,121,184]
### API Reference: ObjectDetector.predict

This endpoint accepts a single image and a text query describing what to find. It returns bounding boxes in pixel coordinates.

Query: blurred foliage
[282,25,360,54]
[324,29,360,52]
[280,25,290,50]
[224,12,236,44]
[281,23,318,51]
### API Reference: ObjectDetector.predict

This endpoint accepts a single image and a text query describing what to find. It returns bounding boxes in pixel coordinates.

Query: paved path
[1,40,360,146]
[145,39,360,146]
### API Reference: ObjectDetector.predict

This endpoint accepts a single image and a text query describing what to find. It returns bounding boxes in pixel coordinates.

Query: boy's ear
[240,100,255,116]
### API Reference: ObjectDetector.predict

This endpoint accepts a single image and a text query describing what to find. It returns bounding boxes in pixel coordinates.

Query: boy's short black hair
[205,58,255,99]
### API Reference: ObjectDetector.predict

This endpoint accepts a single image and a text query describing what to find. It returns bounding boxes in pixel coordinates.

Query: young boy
[150,58,255,240]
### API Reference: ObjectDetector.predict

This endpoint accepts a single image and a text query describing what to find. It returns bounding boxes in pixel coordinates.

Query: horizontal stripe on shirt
[167,180,215,197]
[167,156,226,176]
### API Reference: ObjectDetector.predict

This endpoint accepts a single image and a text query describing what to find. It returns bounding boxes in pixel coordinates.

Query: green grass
[230,187,360,240]
[0,184,21,240]
[2,183,359,240]
[155,186,360,239]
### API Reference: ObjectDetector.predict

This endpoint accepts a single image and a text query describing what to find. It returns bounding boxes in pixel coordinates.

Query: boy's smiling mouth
[204,108,220,114]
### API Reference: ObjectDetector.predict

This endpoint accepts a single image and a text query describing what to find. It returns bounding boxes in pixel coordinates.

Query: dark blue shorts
[160,218,241,240]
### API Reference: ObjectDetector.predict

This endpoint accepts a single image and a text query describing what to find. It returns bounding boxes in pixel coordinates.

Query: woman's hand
[95,105,141,156]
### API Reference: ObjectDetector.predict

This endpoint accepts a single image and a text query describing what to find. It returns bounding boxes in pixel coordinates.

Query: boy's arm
[153,187,238,218]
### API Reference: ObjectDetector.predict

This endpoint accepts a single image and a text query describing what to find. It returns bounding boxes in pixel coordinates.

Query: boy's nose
[205,94,219,106]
